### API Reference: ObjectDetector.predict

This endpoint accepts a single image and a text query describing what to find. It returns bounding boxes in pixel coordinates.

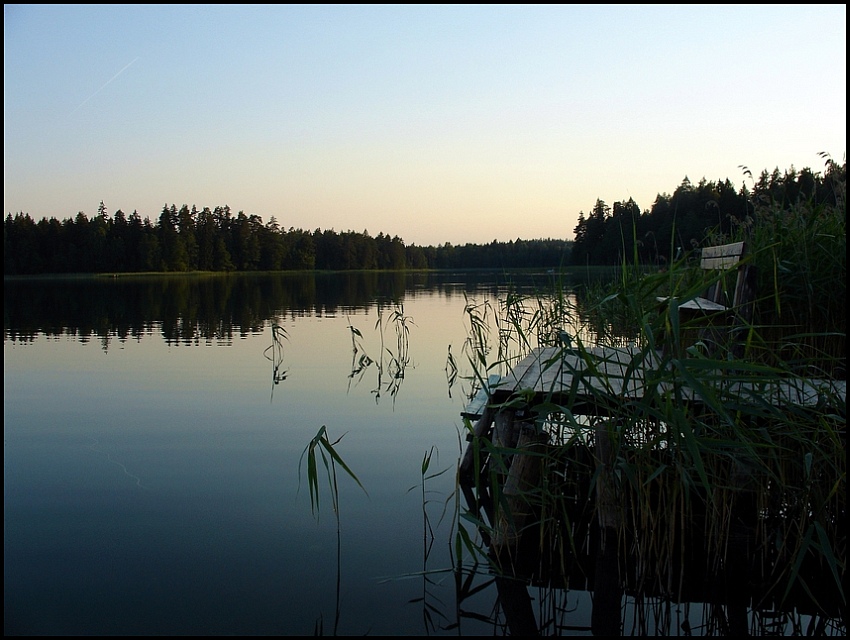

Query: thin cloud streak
[69,56,140,115]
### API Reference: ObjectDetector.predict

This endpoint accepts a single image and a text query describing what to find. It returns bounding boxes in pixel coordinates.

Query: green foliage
[727,157,846,376]
[298,425,367,522]
[298,427,368,635]
[457,222,845,621]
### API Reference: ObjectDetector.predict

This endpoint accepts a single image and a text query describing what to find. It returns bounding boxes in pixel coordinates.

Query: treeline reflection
[4,270,599,349]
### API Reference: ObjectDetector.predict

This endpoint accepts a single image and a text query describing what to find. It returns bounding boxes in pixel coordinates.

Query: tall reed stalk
[299,426,368,635]
[456,186,845,632]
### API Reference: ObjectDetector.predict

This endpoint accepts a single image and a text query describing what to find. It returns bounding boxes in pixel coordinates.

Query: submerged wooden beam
[490,424,548,560]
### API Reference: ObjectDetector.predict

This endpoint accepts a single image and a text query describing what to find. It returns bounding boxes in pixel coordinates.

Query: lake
[5,270,601,636]
[6,271,843,637]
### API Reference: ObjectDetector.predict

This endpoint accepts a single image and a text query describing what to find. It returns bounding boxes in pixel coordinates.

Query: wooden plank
[725,378,846,407]
[461,373,503,419]
[678,297,729,312]
[488,346,846,409]
[498,346,660,401]
[700,241,745,269]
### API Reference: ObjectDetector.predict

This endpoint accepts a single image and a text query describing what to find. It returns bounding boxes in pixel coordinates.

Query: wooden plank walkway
[467,345,846,416]
[457,344,846,635]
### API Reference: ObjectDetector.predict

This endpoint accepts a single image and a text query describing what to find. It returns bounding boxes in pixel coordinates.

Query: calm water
[5,270,593,636]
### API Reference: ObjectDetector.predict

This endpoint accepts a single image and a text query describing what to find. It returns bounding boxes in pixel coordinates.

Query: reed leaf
[298,425,367,521]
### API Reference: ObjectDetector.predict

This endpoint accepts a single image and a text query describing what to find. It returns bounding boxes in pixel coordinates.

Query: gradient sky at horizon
[4,4,846,246]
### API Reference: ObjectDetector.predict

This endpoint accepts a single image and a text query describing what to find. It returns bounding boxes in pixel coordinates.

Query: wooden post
[592,419,623,636]
[458,406,495,545]
[459,405,494,481]
[490,423,548,570]
[594,419,621,530]
[494,409,522,451]
[496,576,539,636]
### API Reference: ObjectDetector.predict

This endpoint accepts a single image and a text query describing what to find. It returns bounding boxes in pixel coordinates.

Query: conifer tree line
[570,161,846,266]
[3,202,569,275]
[4,160,844,276]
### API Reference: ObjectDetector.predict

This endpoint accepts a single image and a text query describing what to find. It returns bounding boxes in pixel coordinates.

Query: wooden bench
[660,241,757,357]
[681,241,754,313]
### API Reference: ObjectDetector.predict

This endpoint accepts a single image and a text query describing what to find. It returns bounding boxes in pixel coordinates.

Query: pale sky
[4,4,846,246]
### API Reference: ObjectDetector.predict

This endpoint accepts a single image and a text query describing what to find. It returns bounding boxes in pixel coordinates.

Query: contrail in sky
[70,56,140,115]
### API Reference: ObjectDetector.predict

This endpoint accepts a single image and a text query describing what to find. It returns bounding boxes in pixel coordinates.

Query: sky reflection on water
[7,271,844,636]
[6,272,557,635]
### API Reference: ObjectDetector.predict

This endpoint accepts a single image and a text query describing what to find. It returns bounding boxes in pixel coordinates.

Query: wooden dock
[458,344,846,636]
[465,345,846,419]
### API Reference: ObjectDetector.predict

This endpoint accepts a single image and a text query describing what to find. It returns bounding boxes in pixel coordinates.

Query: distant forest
[571,160,846,266]
[4,161,845,276]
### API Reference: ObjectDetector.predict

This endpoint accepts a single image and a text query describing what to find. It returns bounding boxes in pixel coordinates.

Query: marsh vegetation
[445,159,846,635]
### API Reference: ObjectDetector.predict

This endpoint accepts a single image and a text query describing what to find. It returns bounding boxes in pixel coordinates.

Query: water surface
[5,270,578,635]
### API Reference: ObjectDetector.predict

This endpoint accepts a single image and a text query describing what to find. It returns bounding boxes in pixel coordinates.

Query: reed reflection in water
[5,270,590,636]
[6,270,839,636]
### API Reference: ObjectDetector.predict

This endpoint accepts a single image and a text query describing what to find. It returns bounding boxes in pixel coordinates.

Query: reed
[405,446,455,633]
[264,321,289,400]
[299,425,367,523]
[456,181,846,632]
[346,302,414,404]
[298,425,368,635]
[723,154,846,377]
